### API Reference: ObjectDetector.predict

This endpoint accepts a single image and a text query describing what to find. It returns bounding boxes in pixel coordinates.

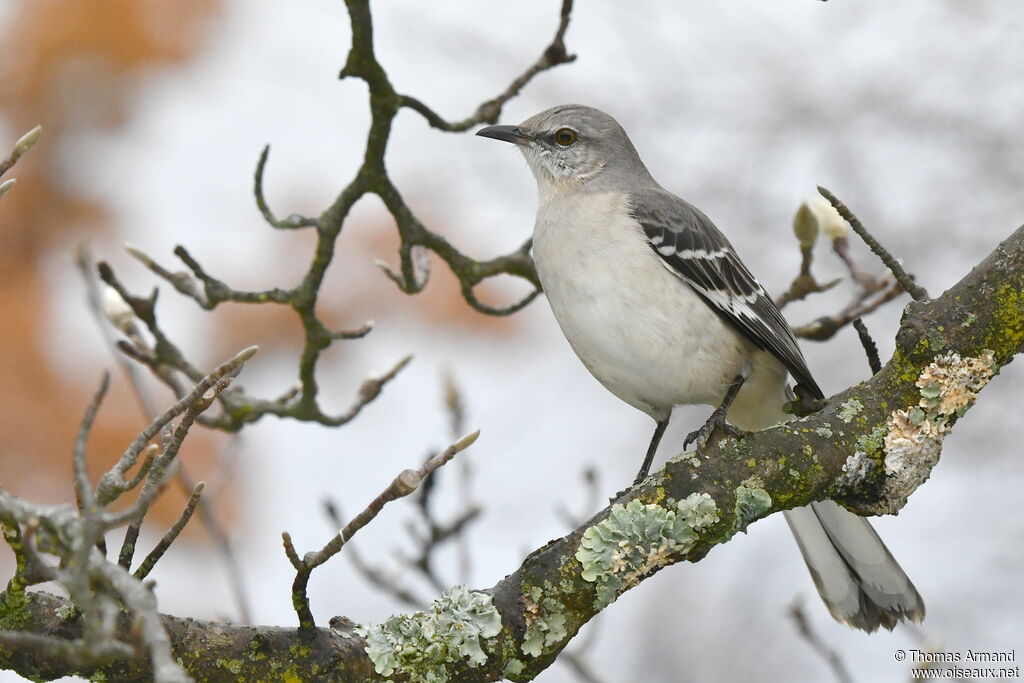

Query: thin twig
[789,598,856,683]
[74,246,158,421]
[0,125,42,180]
[285,430,480,632]
[817,186,928,300]
[398,0,576,132]
[852,318,882,375]
[443,373,473,584]
[96,346,258,506]
[253,145,318,229]
[73,372,111,514]
[792,280,903,340]
[324,499,428,610]
[134,482,205,580]
[560,649,609,683]
[555,467,602,529]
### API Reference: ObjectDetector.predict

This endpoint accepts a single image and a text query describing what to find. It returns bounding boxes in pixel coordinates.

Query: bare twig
[0,124,42,180]
[789,598,856,683]
[792,279,903,340]
[73,372,111,514]
[776,202,841,310]
[96,346,257,506]
[559,649,609,683]
[133,482,205,580]
[555,467,602,529]
[442,373,474,584]
[75,246,159,420]
[284,430,480,632]
[398,0,576,132]
[98,0,571,439]
[253,145,319,229]
[324,499,429,610]
[817,186,929,301]
[852,318,882,375]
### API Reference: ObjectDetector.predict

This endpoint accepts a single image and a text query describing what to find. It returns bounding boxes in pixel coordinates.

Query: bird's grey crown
[516,104,655,190]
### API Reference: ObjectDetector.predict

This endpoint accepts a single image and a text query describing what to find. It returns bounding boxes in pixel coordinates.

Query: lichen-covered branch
[0,349,258,683]
[4,225,1019,683]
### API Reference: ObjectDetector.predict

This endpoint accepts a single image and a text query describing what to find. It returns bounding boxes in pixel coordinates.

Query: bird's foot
[683,408,741,452]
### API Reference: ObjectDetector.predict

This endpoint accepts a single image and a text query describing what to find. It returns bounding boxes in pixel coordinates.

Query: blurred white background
[1,1,1022,681]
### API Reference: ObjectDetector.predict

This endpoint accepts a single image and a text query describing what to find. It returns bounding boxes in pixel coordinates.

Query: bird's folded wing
[629,187,823,399]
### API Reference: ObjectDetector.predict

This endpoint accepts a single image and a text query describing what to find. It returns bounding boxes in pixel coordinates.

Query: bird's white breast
[532,191,751,419]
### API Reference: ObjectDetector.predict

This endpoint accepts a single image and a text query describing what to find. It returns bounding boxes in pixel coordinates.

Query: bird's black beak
[476,125,530,144]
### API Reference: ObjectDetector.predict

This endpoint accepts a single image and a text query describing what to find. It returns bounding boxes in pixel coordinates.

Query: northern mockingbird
[477,104,923,632]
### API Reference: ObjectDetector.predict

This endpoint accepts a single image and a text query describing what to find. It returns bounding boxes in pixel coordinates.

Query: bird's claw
[683,409,741,452]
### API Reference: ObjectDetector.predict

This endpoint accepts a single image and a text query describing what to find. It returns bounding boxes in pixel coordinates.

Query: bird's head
[477,104,652,197]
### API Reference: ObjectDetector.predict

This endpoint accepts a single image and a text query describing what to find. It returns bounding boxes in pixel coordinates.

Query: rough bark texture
[1,227,1020,682]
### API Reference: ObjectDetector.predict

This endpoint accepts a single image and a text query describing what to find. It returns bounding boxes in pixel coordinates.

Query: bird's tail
[783,502,924,631]
[728,386,925,632]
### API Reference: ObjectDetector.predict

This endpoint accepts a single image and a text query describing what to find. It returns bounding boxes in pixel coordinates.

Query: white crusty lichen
[356,584,502,682]
[575,494,719,609]
[880,350,996,512]
[839,450,874,488]
[521,585,567,658]
[837,425,886,490]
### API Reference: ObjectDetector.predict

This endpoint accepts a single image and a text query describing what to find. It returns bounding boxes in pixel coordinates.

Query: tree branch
[4,225,1019,682]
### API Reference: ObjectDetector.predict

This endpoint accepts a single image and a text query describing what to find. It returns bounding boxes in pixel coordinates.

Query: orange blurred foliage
[0,0,222,524]
[0,0,525,533]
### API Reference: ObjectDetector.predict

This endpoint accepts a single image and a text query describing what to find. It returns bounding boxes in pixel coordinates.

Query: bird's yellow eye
[554,128,577,146]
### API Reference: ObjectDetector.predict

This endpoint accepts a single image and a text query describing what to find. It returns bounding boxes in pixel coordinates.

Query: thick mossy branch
[4,227,1020,682]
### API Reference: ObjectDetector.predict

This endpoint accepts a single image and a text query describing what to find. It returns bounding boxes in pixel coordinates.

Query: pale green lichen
[356,585,502,682]
[813,425,833,439]
[503,658,525,677]
[54,603,77,621]
[881,350,996,511]
[733,485,772,533]
[216,659,243,675]
[521,586,567,658]
[575,494,719,609]
[856,425,887,457]
[837,399,863,423]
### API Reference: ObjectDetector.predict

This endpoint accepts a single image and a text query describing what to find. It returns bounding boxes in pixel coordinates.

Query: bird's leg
[683,373,746,451]
[632,418,669,487]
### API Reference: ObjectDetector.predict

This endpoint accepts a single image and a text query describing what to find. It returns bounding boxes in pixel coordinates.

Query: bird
[476,104,924,632]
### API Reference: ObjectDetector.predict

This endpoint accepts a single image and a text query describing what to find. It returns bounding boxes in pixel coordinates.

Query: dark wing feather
[630,187,823,399]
